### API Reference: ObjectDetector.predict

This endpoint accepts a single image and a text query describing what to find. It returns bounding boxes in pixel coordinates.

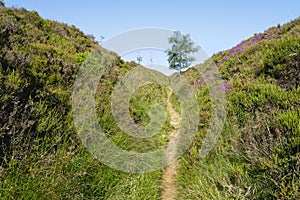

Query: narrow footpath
[161,90,181,200]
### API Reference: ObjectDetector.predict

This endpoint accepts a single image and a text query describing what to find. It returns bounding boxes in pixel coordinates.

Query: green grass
[0,147,162,199]
[0,8,166,199]
[175,20,300,198]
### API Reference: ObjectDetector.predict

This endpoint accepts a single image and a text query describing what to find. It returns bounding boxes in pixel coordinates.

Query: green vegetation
[0,6,299,200]
[95,64,171,153]
[177,18,300,199]
[166,31,199,73]
[0,7,163,199]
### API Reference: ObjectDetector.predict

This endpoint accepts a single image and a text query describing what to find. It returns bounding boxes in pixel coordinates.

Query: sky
[5,0,300,56]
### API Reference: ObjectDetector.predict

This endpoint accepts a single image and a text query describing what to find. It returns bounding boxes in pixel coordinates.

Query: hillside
[0,7,96,164]
[0,7,164,199]
[178,17,300,199]
[0,6,299,200]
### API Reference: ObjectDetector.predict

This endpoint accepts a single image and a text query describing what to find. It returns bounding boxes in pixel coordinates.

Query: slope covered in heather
[177,17,299,199]
[0,7,164,199]
[0,7,95,164]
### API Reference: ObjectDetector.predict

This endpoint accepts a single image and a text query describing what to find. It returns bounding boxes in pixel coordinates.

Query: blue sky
[6,0,300,55]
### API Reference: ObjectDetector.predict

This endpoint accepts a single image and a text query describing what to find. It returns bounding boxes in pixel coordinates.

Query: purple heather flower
[220,83,230,90]
[217,25,283,67]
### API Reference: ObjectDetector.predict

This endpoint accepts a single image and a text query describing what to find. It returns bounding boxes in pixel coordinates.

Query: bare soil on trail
[161,91,181,200]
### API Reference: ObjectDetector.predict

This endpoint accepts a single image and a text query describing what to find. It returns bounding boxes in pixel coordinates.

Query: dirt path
[161,90,181,200]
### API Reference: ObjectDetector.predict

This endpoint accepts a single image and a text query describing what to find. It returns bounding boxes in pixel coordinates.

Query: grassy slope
[177,18,300,199]
[0,6,299,199]
[0,7,164,199]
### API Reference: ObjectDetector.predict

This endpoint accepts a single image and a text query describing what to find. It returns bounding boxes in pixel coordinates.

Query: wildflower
[220,83,230,90]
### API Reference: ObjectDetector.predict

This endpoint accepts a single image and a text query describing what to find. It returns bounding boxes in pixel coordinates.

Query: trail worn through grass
[161,90,181,200]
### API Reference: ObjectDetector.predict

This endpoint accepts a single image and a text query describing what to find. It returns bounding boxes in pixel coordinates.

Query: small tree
[166,31,199,73]
[99,35,104,44]
[136,52,143,64]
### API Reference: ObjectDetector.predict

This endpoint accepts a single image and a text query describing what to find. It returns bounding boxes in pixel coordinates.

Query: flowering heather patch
[216,24,288,66]
[217,33,265,66]
[220,83,231,90]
